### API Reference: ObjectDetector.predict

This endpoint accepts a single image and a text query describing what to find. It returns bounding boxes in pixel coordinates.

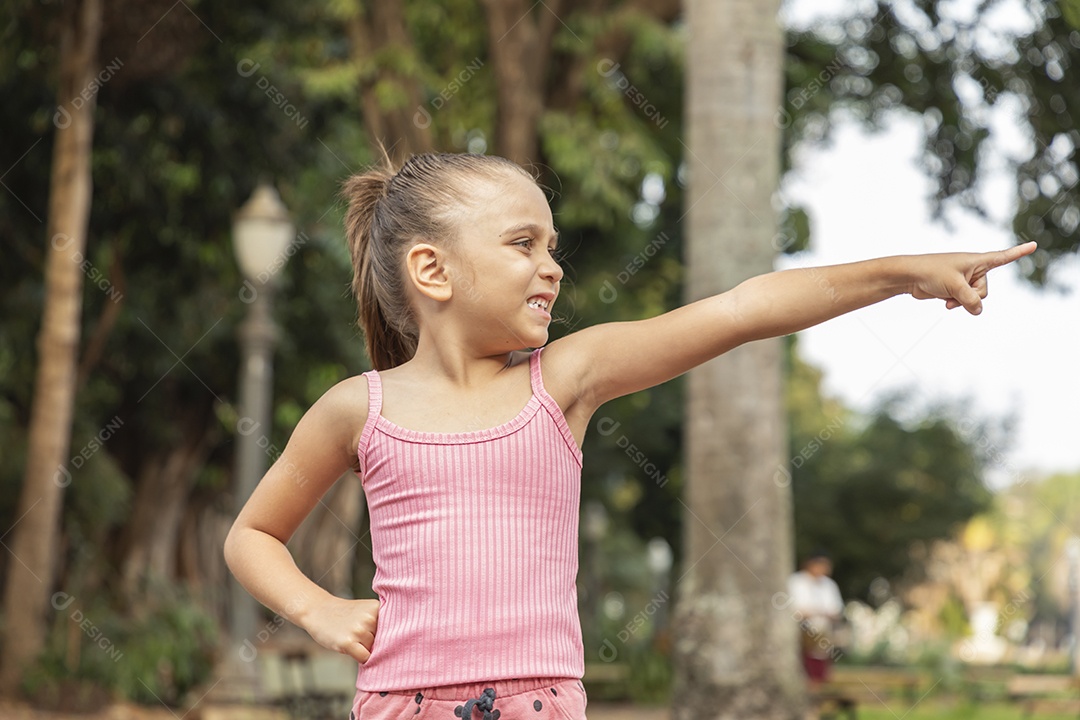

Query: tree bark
[289,473,364,598]
[481,0,565,164]
[0,0,103,694]
[672,1,804,718]
[347,0,434,161]
[118,409,215,601]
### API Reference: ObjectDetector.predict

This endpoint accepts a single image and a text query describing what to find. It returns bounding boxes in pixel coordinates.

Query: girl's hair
[342,152,535,371]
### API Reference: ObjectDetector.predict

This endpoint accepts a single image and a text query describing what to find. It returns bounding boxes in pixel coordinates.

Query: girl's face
[453,172,563,352]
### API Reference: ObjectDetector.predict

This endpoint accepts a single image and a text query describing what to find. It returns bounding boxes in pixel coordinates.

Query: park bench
[958,665,1013,703]
[583,662,632,700]
[270,645,354,720]
[1005,673,1080,718]
[813,666,929,719]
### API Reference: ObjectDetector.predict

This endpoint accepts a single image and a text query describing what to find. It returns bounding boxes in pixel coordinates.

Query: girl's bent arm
[557,244,1034,409]
[224,376,378,662]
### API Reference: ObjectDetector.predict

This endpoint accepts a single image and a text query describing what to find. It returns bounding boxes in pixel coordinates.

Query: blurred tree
[672,0,803,718]
[3,0,1069,703]
[780,0,1079,284]
[896,471,1079,652]
[998,472,1080,639]
[0,0,688,699]
[784,338,993,602]
[1,0,368,696]
[0,0,103,695]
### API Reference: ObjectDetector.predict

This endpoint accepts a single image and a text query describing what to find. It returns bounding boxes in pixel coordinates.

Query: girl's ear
[405,242,452,302]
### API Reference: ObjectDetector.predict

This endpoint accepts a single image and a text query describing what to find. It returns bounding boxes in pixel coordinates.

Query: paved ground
[0,699,670,720]
[587,704,669,720]
[0,637,672,720]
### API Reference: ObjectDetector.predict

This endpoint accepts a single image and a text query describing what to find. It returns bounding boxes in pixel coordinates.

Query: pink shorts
[350,676,587,720]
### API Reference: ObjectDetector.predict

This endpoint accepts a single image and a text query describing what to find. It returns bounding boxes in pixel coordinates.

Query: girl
[224,152,1035,720]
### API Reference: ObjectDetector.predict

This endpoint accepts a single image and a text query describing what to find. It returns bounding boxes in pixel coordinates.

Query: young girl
[224,152,1034,720]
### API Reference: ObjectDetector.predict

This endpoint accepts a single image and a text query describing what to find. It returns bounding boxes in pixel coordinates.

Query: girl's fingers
[960,287,983,314]
[986,241,1036,269]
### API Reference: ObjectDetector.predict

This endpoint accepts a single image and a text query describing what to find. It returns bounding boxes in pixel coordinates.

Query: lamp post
[646,536,673,638]
[582,500,609,654]
[1068,536,1080,677]
[229,184,294,651]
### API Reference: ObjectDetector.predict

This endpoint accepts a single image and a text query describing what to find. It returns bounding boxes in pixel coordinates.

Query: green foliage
[938,593,970,638]
[1064,0,1080,29]
[785,338,993,600]
[860,702,1080,720]
[783,1,1080,283]
[26,587,217,707]
[112,593,219,705]
[3,0,1070,704]
[979,471,1080,628]
[625,643,673,704]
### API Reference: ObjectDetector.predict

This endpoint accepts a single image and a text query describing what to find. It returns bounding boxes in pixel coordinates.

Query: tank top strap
[357,369,383,475]
[528,346,545,396]
[529,346,584,466]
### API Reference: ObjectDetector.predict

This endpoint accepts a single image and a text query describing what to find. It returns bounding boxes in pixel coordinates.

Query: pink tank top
[355,346,585,690]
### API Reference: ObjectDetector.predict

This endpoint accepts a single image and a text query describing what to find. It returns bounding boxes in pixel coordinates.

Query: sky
[777,113,1079,485]
[768,0,1079,486]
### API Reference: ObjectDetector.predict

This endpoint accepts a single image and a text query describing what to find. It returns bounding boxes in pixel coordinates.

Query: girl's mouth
[526,296,551,319]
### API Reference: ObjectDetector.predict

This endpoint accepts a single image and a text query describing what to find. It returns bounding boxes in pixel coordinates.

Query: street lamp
[646,536,673,636]
[581,500,609,652]
[1067,536,1080,677]
[229,184,294,653]
[233,185,295,287]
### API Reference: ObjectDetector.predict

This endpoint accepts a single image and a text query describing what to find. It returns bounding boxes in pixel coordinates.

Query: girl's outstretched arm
[555,242,1036,410]
[224,376,378,663]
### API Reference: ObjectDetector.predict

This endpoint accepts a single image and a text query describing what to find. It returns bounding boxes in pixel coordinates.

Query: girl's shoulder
[308,373,371,469]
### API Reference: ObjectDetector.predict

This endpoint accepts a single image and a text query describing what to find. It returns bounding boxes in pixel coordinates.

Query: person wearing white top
[788,551,844,687]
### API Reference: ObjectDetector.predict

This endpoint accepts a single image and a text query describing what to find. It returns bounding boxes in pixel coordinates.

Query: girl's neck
[385,343,522,389]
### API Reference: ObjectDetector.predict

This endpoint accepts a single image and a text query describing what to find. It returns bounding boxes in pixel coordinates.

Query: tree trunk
[672,1,803,718]
[481,0,564,164]
[118,412,215,601]
[290,473,364,598]
[0,0,102,694]
[346,0,433,160]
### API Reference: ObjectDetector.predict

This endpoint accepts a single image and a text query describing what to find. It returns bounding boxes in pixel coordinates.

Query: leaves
[783,1,1080,283]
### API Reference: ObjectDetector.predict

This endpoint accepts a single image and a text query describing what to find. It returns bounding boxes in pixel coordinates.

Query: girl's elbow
[223,522,246,572]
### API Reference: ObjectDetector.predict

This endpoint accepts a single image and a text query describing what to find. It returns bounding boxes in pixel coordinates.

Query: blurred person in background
[789,550,844,689]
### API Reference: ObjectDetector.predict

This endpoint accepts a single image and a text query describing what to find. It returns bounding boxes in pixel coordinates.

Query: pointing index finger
[987,241,1037,269]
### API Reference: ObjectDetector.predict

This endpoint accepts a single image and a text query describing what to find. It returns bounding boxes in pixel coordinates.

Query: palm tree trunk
[672,1,804,717]
[0,0,102,694]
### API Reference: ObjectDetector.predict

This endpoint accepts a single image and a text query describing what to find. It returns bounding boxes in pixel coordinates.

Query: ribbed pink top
[354,347,585,691]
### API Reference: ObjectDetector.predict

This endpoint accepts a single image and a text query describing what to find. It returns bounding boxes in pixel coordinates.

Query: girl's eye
[514,238,534,249]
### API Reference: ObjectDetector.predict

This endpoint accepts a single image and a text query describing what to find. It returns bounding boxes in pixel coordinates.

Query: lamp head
[233,184,295,284]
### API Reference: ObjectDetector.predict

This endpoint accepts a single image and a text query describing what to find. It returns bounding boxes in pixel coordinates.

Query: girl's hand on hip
[908,241,1036,315]
[302,596,381,663]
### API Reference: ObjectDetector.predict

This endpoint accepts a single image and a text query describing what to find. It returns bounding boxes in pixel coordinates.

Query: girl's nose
[540,254,563,283]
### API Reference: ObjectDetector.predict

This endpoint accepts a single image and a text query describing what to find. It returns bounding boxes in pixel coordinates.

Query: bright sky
[769,0,1079,486]
[775,110,1079,486]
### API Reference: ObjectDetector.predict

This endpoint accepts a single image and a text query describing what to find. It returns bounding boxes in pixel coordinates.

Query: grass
[856,700,1077,720]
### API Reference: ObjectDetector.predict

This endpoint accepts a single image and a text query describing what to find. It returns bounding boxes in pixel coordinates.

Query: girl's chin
[518,327,549,349]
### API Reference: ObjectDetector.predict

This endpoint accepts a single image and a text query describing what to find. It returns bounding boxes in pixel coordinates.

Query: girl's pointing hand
[908,241,1036,315]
